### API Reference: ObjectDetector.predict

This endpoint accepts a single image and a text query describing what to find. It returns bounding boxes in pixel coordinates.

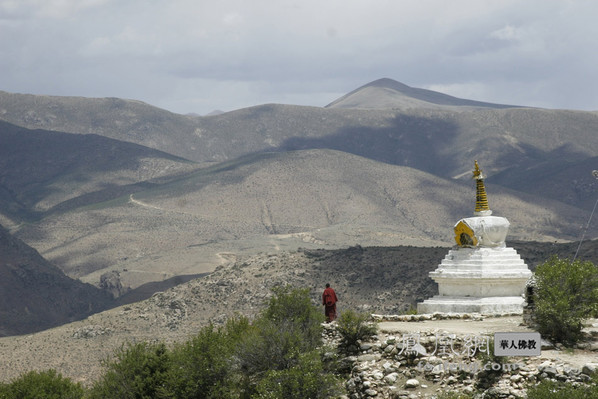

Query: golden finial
[473,160,484,179]
[472,160,491,215]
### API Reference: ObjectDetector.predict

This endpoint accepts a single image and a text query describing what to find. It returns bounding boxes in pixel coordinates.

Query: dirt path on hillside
[378,316,533,335]
[128,194,163,210]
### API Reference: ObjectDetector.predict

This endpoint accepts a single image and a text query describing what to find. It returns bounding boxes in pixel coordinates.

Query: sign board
[494,332,541,356]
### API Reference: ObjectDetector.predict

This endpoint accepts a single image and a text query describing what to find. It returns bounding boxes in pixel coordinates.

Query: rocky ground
[324,314,598,398]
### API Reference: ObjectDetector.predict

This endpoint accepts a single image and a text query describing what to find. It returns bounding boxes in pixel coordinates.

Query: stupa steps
[432,273,531,279]
[437,263,528,270]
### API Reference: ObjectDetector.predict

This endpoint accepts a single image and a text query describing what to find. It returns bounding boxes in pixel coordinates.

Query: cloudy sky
[1,0,597,115]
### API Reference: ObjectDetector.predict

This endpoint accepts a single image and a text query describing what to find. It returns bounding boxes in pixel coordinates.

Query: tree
[1,285,342,399]
[0,369,84,399]
[534,256,598,345]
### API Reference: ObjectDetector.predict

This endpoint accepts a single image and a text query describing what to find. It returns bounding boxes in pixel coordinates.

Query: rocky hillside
[0,120,201,224]
[10,148,593,297]
[0,239,596,382]
[0,224,113,336]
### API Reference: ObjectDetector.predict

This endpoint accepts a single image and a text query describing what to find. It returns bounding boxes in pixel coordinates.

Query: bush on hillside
[0,369,84,399]
[252,350,343,399]
[262,285,325,348]
[534,256,598,345]
[234,285,336,396]
[3,285,342,399]
[87,342,170,399]
[162,317,251,399]
[336,309,377,351]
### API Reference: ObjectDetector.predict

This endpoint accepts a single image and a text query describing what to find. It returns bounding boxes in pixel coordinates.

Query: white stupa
[417,161,532,314]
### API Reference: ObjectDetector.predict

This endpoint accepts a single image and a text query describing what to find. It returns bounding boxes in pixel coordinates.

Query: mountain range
[1,78,597,335]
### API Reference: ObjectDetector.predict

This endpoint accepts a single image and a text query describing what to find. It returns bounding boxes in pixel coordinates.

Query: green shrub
[405,305,418,315]
[336,309,377,350]
[237,286,323,374]
[252,350,343,399]
[237,318,305,375]
[162,318,251,399]
[0,369,84,399]
[527,379,598,399]
[0,286,340,399]
[534,256,598,345]
[235,285,331,396]
[87,342,170,399]
[262,285,325,348]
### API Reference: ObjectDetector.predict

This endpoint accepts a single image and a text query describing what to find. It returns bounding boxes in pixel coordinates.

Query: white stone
[384,372,399,384]
[405,378,420,388]
[382,362,395,372]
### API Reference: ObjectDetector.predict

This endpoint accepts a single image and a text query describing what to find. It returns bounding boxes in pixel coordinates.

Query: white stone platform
[417,295,526,315]
[417,245,532,315]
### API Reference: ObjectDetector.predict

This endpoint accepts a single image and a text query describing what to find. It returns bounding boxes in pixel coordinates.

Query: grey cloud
[1,0,598,114]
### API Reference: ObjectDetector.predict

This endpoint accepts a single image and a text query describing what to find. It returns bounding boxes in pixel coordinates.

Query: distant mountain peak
[326,78,519,110]
[365,78,412,90]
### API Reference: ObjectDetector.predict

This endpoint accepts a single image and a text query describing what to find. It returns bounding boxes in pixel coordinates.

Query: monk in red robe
[322,283,338,322]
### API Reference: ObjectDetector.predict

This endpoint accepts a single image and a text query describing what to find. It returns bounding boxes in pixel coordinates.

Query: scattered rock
[384,372,399,384]
[582,363,598,376]
[405,378,420,388]
[72,325,113,339]
[334,314,597,399]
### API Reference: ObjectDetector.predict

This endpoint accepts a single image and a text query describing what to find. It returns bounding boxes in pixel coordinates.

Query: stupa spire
[473,160,491,216]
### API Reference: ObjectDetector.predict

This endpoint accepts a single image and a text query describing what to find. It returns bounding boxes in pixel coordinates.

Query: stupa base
[417,295,525,315]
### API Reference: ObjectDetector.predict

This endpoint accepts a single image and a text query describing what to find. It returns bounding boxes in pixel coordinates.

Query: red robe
[322,287,338,321]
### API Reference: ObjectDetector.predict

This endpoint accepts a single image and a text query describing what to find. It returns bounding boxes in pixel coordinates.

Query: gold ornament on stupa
[453,161,493,247]
[473,160,491,216]
[454,220,477,247]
